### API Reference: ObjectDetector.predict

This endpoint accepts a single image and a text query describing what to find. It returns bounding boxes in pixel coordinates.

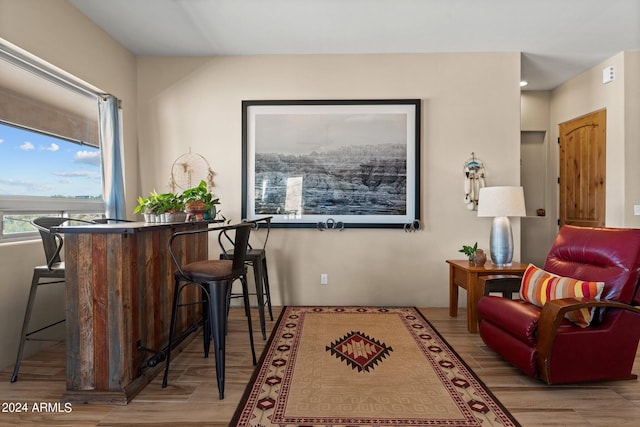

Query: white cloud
[52,171,99,178]
[0,178,35,186]
[0,178,54,194]
[20,142,35,150]
[0,138,4,144]
[75,150,101,166]
[44,143,60,152]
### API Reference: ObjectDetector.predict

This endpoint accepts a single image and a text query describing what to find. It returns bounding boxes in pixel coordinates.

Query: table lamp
[477,186,526,266]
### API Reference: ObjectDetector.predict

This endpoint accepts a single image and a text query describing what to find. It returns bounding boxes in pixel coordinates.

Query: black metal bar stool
[11,217,69,383]
[162,222,256,400]
[220,216,273,340]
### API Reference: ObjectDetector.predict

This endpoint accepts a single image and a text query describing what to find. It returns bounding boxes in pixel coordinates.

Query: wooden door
[559,109,606,227]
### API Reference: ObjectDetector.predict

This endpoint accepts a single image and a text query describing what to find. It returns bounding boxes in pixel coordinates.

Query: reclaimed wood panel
[92,233,108,391]
[61,222,209,404]
[117,232,135,391]
[138,229,153,363]
[77,232,94,391]
[105,232,126,391]
[63,233,80,390]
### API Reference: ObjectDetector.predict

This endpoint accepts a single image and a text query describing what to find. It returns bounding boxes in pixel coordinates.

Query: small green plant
[159,192,184,213]
[133,195,150,215]
[134,181,220,221]
[459,242,478,261]
[179,180,219,210]
[134,191,184,215]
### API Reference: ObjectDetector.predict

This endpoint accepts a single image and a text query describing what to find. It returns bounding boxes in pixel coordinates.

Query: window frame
[0,121,105,243]
[0,197,105,242]
[0,40,108,243]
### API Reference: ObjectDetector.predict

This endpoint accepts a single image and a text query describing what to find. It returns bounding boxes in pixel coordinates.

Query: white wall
[137,52,523,308]
[0,0,138,369]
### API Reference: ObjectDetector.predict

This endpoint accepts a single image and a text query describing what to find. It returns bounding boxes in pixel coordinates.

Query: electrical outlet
[320,274,328,285]
[634,205,640,216]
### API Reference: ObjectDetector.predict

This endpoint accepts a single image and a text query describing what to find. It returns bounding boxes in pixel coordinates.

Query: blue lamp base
[489,216,514,266]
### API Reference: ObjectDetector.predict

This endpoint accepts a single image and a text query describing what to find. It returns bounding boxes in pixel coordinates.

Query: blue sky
[0,123,102,197]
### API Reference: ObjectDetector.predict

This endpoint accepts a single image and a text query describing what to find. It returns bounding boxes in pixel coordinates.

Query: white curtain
[98,96,126,220]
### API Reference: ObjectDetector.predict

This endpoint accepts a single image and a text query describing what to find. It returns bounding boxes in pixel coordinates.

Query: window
[0,122,101,198]
[0,41,105,241]
[0,122,104,240]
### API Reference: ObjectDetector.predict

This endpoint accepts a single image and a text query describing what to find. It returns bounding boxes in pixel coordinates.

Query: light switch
[634,205,640,216]
[603,66,614,84]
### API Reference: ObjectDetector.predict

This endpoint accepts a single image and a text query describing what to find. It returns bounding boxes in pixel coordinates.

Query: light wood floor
[1,307,639,426]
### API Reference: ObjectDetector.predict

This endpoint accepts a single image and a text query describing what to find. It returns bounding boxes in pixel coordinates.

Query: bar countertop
[52,220,219,234]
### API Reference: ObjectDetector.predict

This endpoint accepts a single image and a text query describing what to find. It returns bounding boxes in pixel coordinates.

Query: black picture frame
[241,99,421,228]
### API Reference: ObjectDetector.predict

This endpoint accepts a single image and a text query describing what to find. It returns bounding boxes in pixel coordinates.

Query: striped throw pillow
[519,264,604,327]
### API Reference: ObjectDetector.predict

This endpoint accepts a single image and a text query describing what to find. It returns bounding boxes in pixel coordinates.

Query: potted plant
[134,191,183,222]
[134,195,151,221]
[459,242,478,264]
[180,180,219,221]
[134,194,163,222]
[162,192,186,222]
[135,181,220,223]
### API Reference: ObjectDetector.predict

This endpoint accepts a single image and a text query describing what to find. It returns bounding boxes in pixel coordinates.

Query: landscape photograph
[245,102,419,226]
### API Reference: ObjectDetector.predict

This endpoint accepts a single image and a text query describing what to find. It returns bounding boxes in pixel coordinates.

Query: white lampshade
[477,186,526,266]
[477,186,526,218]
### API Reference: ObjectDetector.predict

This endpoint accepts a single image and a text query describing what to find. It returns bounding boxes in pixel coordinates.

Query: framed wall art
[241,99,421,228]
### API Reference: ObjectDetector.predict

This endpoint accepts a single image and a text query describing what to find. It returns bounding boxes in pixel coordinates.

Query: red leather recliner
[477,225,640,384]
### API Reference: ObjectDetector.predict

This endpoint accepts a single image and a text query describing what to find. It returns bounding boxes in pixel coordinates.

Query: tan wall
[521,91,550,131]
[137,52,522,308]
[624,52,640,228]
[550,52,626,227]
[520,91,556,266]
[0,0,137,369]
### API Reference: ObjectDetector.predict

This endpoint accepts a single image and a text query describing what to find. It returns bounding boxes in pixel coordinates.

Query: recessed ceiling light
[520,80,529,87]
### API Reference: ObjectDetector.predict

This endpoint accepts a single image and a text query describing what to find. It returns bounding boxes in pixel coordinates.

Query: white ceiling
[69,0,640,91]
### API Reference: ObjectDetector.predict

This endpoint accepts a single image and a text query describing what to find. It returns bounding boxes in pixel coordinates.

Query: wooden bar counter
[53,221,209,404]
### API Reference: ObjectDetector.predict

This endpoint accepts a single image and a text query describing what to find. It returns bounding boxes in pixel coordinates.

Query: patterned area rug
[231,306,520,427]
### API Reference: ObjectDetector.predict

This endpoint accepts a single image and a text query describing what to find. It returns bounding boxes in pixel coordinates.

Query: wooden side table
[447,259,528,333]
